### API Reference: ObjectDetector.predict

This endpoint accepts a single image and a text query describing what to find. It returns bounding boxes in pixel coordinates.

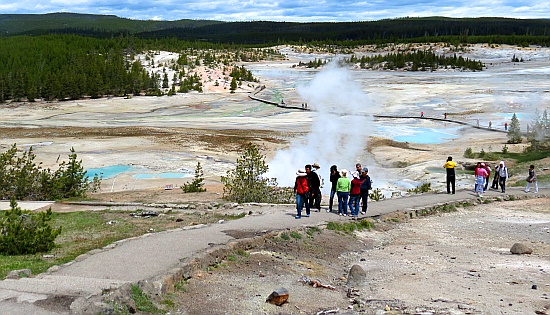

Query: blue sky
[0,0,548,22]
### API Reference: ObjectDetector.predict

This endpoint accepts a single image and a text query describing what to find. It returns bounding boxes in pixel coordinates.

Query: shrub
[0,144,99,200]
[464,147,475,158]
[181,161,206,193]
[221,143,282,203]
[407,182,431,194]
[369,188,385,201]
[0,199,62,255]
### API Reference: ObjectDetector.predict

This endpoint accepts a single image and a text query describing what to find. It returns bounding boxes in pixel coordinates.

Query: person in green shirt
[443,156,457,194]
[336,169,351,216]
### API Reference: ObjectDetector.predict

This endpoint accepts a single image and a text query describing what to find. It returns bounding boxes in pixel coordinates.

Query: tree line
[0,35,159,102]
[346,50,484,71]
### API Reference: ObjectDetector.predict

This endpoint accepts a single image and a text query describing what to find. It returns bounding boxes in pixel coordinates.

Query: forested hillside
[1,14,550,45]
[1,13,549,103]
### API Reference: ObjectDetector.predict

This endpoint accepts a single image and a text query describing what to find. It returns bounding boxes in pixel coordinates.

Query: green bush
[181,161,206,193]
[369,188,385,201]
[221,143,285,203]
[464,147,475,158]
[0,199,62,255]
[0,144,100,200]
[407,182,431,194]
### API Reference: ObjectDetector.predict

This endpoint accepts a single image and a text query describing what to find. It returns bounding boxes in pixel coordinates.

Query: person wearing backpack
[293,168,311,219]
[359,168,372,215]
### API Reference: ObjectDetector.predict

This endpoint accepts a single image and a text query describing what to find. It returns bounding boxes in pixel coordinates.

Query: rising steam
[266,61,376,191]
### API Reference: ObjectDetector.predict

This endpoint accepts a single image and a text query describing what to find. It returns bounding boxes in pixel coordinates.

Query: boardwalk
[374,114,507,133]
[248,85,310,110]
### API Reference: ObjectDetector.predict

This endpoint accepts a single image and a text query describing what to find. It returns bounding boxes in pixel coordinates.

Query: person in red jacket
[348,173,362,217]
[293,168,311,219]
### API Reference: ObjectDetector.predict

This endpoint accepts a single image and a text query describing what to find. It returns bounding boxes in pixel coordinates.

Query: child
[525,165,538,193]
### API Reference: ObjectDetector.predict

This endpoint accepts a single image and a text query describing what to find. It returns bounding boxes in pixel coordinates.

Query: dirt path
[175,197,550,315]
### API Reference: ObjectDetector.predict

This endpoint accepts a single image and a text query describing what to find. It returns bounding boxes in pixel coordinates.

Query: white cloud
[1,0,549,21]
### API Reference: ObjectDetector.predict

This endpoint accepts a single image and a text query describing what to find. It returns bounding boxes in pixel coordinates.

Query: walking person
[525,165,539,193]
[336,169,351,216]
[443,156,456,194]
[311,163,323,211]
[360,168,372,215]
[293,168,311,219]
[305,164,321,212]
[475,162,488,197]
[328,165,340,213]
[497,161,509,193]
[348,172,362,218]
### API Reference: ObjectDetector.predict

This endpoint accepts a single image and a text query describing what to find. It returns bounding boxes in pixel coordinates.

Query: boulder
[347,264,366,287]
[510,243,533,255]
[266,287,289,306]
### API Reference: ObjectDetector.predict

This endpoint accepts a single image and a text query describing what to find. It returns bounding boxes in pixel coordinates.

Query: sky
[0,0,549,22]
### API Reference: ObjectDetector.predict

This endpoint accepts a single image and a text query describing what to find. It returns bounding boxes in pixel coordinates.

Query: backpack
[360,176,372,191]
[296,177,309,195]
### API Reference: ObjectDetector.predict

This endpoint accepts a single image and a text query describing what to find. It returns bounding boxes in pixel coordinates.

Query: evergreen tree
[181,161,206,193]
[507,113,522,144]
[229,77,237,93]
[221,143,278,203]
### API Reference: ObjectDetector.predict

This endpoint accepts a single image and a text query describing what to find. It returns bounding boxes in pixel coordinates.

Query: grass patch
[131,285,166,314]
[326,219,374,234]
[290,231,302,239]
[280,232,290,240]
[0,209,246,279]
[306,227,321,236]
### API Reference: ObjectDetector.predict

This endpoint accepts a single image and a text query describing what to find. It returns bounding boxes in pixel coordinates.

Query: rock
[266,287,289,306]
[510,243,533,254]
[5,268,32,279]
[347,264,366,287]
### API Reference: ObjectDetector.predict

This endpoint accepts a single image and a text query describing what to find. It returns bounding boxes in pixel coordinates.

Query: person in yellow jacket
[443,156,457,194]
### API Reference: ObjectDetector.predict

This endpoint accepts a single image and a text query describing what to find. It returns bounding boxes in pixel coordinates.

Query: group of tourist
[293,163,372,219]
[444,157,538,197]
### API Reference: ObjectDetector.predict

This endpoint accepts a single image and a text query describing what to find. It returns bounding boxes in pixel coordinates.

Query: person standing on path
[311,163,323,211]
[483,163,491,192]
[336,169,351,216]
[443,156,456,194]
[490,164,500,190]
[497,161,509,193]
[525,165,539,193]
[504,122,508,131]
[305,164,321,212]
[421,111,424,117]
[348,173,362,217]
[328,165,340,213]
[475,163,489,197]
[293,168,311,219]
[359,168,372,215]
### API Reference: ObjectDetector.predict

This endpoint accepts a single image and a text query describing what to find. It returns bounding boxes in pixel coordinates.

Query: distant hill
[1,13,550,44]
[0,13,223,36]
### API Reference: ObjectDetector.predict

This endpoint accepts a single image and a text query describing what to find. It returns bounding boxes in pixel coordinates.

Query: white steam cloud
[266,61,376,192]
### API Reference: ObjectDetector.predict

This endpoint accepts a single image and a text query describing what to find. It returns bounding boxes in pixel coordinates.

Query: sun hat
[481,163,486,167]
[312,162,320,168]
[296,168,307,176]
[340,169,348,176]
